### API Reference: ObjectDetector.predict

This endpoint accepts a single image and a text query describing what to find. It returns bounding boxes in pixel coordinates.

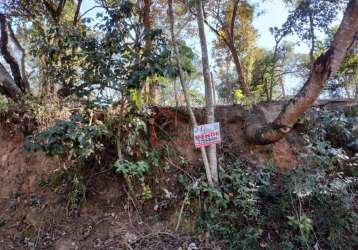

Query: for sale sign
[193,122,221,148]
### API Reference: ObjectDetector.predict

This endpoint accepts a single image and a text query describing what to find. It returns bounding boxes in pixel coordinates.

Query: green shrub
[113,160,149,178]
[195,160,267,249]
[192,108,358,249]
[24,113,108,160]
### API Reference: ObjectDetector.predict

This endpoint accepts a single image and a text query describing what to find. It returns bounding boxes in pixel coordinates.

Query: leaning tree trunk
[245,0,358,145]
[196,0,218,184]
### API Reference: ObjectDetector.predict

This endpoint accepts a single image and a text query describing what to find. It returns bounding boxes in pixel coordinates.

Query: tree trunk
[168,0,214,187]
[210,72,216,104]
[245,0,358,145]
[142,0,157,104]
[7,23,29,91]
[196,0,218,184]
[0,63,23,100]
[73,0,83,25]
[0,14,27,101]
[227,0,251,97]
[0,14,28,93]
[229,43,251,97]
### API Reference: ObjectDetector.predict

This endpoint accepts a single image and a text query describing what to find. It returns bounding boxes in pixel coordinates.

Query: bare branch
[203,17,231,48]
[79,5,103,19]
[43,0,67,23]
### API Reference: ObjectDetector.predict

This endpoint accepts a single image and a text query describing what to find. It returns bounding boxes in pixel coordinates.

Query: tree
[0,0,171,104]
[0,0,89,100]
[203,0,254,96]
[136,0,158,103]
[250,42,303,101]
[215,58,236,104]
[196,0,218,184]
[245,0,358,145]
[280,0,347,65]
[168,0,214,186]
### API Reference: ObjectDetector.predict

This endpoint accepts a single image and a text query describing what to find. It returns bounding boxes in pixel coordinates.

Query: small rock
[124,232,137,243]
[188,242,198,250]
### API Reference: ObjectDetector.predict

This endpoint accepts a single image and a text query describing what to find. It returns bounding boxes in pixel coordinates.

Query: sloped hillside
[0,102,357,249]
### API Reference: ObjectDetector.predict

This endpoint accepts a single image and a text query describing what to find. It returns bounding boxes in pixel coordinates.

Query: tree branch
[73,0,83,25]
[7,22,29,90]
[79,5,102,20]
[43,0,67,23]
[43,0,58,21]
[0,14,27,93]
[203,17,231,48]
[229,0,240,42]
[0,63,22,100]
[56,0,67,18]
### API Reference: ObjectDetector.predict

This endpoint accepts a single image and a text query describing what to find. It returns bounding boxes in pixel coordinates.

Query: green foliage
[190,110,358,249]
[250,43,299,101]
[193,159,357,249]
[233,88,245,103]
[195,160,266,249]
[24,113,108,160]
[326,45,358,97]
[166,40,198,79]
[66,175,87,214]
[28,0,172,103]
[279,0,345,52]
[114,160,149,178]
[141,183,153,201]
[283,167,358,249]
[287,214,313,242]
[304,109,358,157]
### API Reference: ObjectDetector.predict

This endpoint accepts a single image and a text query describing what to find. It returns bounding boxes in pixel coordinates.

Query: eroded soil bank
[0,100,357,249]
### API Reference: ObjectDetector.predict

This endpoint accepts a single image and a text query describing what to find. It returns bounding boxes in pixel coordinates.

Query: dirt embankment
[152,104,301,173]
[0,130,208,249]
[152,100,358,173]
[0,100,357,249]
[0,132,59,198]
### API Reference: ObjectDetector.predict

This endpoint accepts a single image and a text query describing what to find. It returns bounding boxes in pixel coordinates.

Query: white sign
[193,122,221,148]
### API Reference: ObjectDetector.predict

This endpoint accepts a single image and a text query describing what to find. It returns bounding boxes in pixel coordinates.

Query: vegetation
[193,108,358,249]
[0,0,357,249]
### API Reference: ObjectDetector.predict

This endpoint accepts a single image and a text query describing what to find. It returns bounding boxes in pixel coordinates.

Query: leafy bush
[114,160,149,178]
[195,161,268,249]
[306,109,358,154]
[192,158,357,249]
[24,113,108,160]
